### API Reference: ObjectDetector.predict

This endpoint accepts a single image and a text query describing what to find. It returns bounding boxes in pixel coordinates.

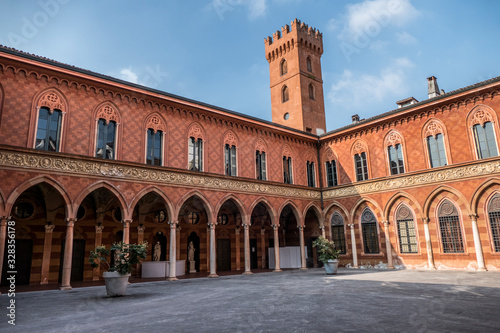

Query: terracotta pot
[323,259,339,275]
[103,271,131,296]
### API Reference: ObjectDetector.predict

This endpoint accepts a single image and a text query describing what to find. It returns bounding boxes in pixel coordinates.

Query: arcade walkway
[1,268,499,332]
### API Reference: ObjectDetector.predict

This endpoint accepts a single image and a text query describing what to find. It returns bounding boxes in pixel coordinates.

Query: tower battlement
[265,19,323,63]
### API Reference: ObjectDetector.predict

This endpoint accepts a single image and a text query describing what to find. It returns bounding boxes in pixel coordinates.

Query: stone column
[243,222,253,275]
[348,224,358,268]
[272,224,282,272]
[122,219,131,244]
[0,216,11,285]
[176,225,181,259]
[168,221,178,281]
[383,221,394,269]
[93,225,104,281]
[206,227,210,271]
[235,226,241,270]
[298,225,307,270]
[40,224,55,284]
[470,214,487,271]
[422,218,436,270]
[136,225,145,277]
[260,228,266,269]
[320,226,326,239]
[208,222,218,277]
[60,218,76,290]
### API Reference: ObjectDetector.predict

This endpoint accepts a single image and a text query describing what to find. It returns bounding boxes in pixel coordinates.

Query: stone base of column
[59,285,72,290]
[167,277,179,281]
[477,267,487,272]
[387,265,394,269]
[242,271,254,275]
[207,273,219,278]
[272,269,282,272]
[300,267,308,270]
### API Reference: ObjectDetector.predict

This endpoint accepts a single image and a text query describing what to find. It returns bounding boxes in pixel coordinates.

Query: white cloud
[325,18,338,32]
[370,40,390,51]
[247,0,267,19]
[209,0,267,20]
[396,31,417,44]
[328,57,414,109]
[339,0,420,40]
[119,68,139,84]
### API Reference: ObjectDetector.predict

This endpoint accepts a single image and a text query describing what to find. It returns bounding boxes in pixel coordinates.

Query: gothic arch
[421,118,452,167]
[249,197,277,225]
[175,190,213,222]
[471,178,500,215]
[89,101,122,158]
[144,112,167,133]
[5,175,72,219]
[350,197,383,222]
[303,202,322,226]
[222,130,238,147]
[324,200,349,224]
[73,181,128,221]
[93,101,121,124]
[0,81,4,127]
[214,194,248,222]
[384,191,423,221]
[0,188,5,216]
[128,186,174,221]
[187,122,205,140]
[423,185,470,219]
[465,105,500,160]
[254,137,268,153]
[277,200,302,226]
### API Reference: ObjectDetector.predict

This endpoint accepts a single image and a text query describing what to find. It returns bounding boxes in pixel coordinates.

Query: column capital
[65,218,77,225]
[260,228,266,235]
[272,224,280,230]
[122,219,132,226]
[422,217,430,224]
[95,225,104,233]
[137,225,145,233]
[319,226,325,231]
[168,220,179,227]
[242,223,250,230]
[208,221,217,229]
[348,223,355,229]
[469,213,479,220]
[0,216,12,223]
[45,224,55,233]
[297,225,304,231]
[382,220,390,227]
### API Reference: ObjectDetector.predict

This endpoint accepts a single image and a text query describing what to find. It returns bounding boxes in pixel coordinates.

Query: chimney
[352,114,360,123]
[427,76,441,99]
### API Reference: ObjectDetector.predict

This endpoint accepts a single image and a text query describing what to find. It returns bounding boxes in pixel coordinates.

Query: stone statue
[188,241,195,261]
[153,241,161,261]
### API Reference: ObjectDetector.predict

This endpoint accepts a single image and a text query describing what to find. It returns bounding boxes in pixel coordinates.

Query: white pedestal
[268,246,306,269]
[142,260,185,278]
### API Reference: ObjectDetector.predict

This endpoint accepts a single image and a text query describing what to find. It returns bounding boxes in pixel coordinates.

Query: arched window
[354,152,368,181]
[306,161,315,187]
[473,122,498,159]
[326,160,338,187]
[146,129,163,166]
[427,134,447,167]
[331,213,346,254]
[35,107,62,152]
[96,119,116,159]
[438,200,464,253]
[280,59,287,76]
[388,144,405,175]
[188,137,203,171]
[306,56,312,72]
[395,204,417,253]
[225,144,237,176]
[283,155,293,184]
[282,85,289,103]
[256,150,266,180]
[308,83,315,100]
[361,208,379,254]
[487,194,500,252]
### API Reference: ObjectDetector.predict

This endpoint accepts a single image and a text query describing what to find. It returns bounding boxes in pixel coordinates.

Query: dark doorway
[217,239,231,271]
[2,239,33,286]
[152,232,167,261]
[250,239,258,269]
[187,232,200,272]
[59,239,86,283]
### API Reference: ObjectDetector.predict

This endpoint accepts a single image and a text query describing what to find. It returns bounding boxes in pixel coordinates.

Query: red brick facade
[1,20,500,288]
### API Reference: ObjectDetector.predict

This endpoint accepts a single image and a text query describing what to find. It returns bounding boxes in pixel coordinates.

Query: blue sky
[1,0,499,131]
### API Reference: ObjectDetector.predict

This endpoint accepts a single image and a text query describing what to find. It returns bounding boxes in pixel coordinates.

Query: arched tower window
[437,200,464,253]
[487,194,500,252]
[306,56,312,72]
[361,208,379,254]
[282,85,289,103]
[395,204,417,253]
[308,83,315,100]
[331,213,346,254]
[280,59,287,76]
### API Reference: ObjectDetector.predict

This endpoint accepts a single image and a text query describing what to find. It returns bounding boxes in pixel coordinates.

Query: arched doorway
[250,202,273,269]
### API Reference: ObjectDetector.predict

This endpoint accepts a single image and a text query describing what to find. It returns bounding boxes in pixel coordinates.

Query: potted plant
[89,242,148,296]
[313,237,341,275]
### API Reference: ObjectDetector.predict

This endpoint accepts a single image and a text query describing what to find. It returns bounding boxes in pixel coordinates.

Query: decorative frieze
[0,149,319,199]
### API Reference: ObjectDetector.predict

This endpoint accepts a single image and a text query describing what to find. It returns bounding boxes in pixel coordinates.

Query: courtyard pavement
[1,268,499,332]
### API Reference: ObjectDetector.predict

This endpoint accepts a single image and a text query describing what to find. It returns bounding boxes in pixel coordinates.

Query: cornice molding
[323,158,500,199]
[0,148,320,200]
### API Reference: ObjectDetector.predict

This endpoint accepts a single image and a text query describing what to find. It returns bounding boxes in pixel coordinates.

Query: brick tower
[265,19,326,135]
